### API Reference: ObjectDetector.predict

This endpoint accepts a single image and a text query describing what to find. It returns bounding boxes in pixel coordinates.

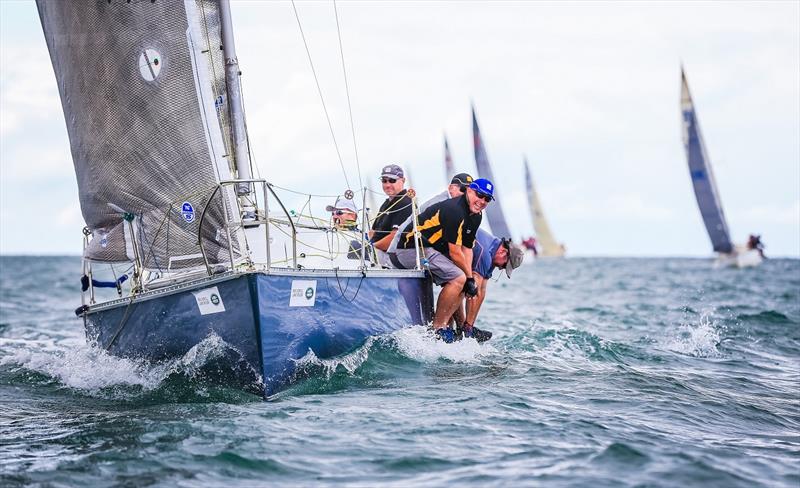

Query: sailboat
[37,1,433,397]
[443,135,455,182]
[680,68,763,268]
[472,105,514,240]
[524,158,565,257]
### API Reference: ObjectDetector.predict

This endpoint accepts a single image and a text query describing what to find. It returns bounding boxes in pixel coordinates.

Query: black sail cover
[37,0,243,271]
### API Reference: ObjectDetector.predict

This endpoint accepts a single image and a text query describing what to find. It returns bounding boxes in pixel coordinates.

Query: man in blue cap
[451,229,524,342]
[392,178,496,342]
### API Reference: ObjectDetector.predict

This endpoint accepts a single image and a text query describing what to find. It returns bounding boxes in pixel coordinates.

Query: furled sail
[524,158,564,257]
[471,106,513,239]
[443,135,455,183]
[37,0,243,270]
[680,69,733,254]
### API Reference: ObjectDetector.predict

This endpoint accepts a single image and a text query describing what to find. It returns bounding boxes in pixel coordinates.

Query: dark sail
[37,0,242,270]
[681,69,733,254]
[472,106,513,239]
[444,135,455,183]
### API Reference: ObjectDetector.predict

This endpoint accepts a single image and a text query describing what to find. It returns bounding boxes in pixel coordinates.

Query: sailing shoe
[435,328,456,343]
[464,326,492,343]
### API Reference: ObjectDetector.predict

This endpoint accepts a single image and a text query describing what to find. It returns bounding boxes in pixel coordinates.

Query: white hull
[713,247,763,269]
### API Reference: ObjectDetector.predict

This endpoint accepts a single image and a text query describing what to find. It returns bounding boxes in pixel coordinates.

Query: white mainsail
[524,158,564,257]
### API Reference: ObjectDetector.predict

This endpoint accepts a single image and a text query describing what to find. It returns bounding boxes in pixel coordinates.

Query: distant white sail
[524,158,564,257]
[680,69,734,254]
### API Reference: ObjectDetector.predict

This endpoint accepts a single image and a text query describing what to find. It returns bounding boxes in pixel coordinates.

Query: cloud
[741,200,800,226]
[1,1,797,256]
[0,43,62,137]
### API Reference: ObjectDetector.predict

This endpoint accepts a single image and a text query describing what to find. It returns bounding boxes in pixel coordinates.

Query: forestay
[471,107,513,239]
[680,69,733,254]
[37,0,244,271]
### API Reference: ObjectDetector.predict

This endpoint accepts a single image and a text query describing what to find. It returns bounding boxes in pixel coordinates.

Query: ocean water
[0,256,798,487]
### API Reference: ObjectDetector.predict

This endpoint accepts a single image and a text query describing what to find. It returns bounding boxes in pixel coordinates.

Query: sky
[1,0,798,257]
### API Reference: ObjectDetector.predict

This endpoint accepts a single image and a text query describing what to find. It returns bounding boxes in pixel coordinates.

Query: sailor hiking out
[447,229,524,343]
[391,178,496,341]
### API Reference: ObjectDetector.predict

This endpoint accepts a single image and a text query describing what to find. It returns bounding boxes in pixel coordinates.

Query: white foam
[663,312,722,358]
[294,336,376,378]
[391,325,495,363]
[0,332,253,395]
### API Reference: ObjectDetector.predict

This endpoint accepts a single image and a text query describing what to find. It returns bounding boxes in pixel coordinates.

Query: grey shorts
[392,248,465,285]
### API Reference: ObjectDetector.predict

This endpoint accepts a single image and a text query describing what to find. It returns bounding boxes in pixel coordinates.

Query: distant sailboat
[444,135,455,183]
[472,105,513,239]
[680,68,763,268]
[524,158,565,257]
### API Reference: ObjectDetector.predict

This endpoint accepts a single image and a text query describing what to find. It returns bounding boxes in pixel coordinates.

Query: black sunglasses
[475,192,492,203]
[334,210,352,216]
[381,177,398,184]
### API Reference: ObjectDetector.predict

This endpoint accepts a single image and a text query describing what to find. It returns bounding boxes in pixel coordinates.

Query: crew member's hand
[463,277,478,298]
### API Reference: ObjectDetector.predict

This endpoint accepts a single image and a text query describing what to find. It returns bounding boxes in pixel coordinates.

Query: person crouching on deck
[390,178,495,342]
[452,229,524,342]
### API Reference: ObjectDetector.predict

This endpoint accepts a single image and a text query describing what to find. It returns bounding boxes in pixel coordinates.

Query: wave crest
[0,332,261,399]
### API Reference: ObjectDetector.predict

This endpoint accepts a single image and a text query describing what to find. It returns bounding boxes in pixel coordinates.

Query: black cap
[450,173,473,186]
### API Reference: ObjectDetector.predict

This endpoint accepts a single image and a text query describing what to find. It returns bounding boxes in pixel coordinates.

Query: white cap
[325,196,358,213]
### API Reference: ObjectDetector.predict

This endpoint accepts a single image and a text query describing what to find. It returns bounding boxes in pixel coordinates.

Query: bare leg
[433,275,466,329]
[452,301,465,328]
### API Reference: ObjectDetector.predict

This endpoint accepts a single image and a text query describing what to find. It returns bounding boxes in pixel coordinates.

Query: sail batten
[680,70,733,254]
[472,107,513,239]
[37,0,243,270]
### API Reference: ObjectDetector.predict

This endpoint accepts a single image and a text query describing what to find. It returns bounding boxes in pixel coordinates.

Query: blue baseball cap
[468,178,495,200]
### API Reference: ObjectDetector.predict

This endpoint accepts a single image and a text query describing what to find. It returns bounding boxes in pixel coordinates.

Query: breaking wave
[662,312,723,358]
[0,332,262,400]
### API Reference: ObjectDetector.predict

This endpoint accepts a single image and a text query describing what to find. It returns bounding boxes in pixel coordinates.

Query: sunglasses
[333,210,353,216]
[475,192,492,203]
[381,177,398,184]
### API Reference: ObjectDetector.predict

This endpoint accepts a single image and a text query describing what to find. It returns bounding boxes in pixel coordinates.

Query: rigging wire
[333,0,363,192]
[291,0,351,191]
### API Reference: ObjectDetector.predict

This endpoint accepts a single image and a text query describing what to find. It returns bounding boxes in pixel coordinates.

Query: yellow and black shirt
[397,194,482,256]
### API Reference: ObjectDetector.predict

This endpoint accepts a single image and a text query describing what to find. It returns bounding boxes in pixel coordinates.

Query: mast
[219,0,252,194]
